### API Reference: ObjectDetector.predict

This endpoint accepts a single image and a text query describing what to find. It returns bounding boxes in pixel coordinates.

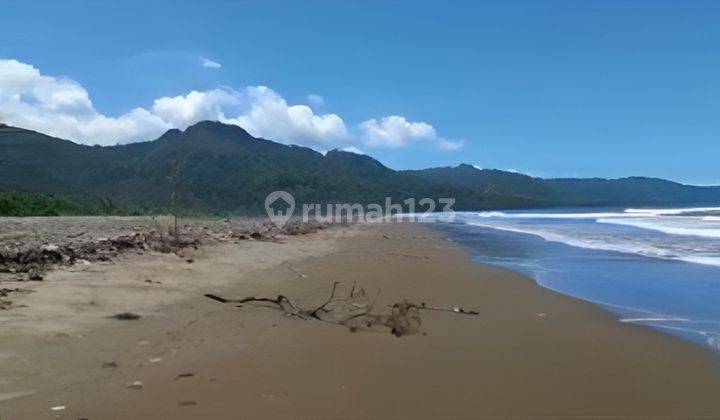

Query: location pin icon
[265,191,295,228]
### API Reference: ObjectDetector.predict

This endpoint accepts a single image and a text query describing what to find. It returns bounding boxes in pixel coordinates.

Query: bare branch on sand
[205,282,479,337]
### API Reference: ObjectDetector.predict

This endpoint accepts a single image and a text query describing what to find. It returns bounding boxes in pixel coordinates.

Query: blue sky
[1,0,719,184]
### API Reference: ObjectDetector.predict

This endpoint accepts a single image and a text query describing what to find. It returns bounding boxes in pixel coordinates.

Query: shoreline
[448,233,720,354]
[2,221,720,418]
[435,217,720,351]
[430,221,720,355]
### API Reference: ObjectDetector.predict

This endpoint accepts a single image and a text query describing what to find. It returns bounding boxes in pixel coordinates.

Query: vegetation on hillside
[1,121,718,217]
[0,191,113,216]
[404,164,720,208]
[0,191,162,217]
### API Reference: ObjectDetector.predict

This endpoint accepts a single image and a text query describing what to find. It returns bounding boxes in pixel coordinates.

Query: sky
[1,0,719,184]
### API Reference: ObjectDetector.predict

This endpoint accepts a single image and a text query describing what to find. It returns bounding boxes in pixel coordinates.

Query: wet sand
[2,221,720,419]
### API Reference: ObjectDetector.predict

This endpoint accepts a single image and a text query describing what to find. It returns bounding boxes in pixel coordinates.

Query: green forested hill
[0,122,535,214]
[1,121,718,216]
[404,164,720,208]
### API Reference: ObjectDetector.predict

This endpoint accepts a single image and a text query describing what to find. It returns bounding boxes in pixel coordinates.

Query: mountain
[405,164,720,207]
[403,164,550,199]
[0,122,532,214]
[1,122,718,214]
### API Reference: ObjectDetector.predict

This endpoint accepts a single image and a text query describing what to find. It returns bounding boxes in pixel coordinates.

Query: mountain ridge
[1,121,718,214]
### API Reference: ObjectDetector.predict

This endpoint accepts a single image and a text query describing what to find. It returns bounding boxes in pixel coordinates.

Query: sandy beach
[2,219,720,419]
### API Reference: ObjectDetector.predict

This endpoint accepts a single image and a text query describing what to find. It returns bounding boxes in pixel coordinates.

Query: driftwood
[204,282,479,337]
[403,302,480,316]
[205,282,340,321]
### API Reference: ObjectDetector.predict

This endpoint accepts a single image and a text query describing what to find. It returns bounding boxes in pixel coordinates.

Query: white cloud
[306,94,325,107]
[341,146,365,155]
[358,115,463,150]
[151,89,240,129]
[200,57,221,69]
[0,58,462,151]
[0,59,170,145]
[359,116,435,148]
[221,86,348,148]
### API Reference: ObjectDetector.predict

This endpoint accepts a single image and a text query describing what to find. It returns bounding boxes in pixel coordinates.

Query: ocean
[430,207,720,350]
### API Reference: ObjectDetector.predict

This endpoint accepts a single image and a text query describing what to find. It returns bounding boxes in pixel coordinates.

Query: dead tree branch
[204,282,479,337]
[309,281,339,318]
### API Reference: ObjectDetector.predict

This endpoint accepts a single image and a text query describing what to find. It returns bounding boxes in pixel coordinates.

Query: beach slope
[2,221,720,419]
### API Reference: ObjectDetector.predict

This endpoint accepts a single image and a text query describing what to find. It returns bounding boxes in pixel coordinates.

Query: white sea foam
[472,211,635,219]
[619,317,690,323]
[676,255,720,267]
[462,209,720,267]
[453,208,720,351]
[464,220,703,263]
[624,207,720,216]
[472,208,720,240]
[597,217,720,239]
[471,207,720,220]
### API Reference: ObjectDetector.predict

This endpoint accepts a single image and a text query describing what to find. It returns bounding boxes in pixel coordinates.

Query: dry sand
[2,221,720,419]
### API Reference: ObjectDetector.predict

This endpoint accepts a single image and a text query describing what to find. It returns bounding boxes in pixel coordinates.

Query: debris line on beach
[204,281,479,337]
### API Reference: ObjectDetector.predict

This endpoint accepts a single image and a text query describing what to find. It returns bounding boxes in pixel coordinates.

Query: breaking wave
[457,206,720,267]
[439,208,720,350]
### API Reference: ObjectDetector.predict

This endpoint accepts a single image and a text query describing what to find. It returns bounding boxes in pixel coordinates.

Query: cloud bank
[0,59,463,151]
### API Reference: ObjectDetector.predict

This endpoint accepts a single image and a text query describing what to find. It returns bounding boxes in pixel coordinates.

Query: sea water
[430,207,720,350]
